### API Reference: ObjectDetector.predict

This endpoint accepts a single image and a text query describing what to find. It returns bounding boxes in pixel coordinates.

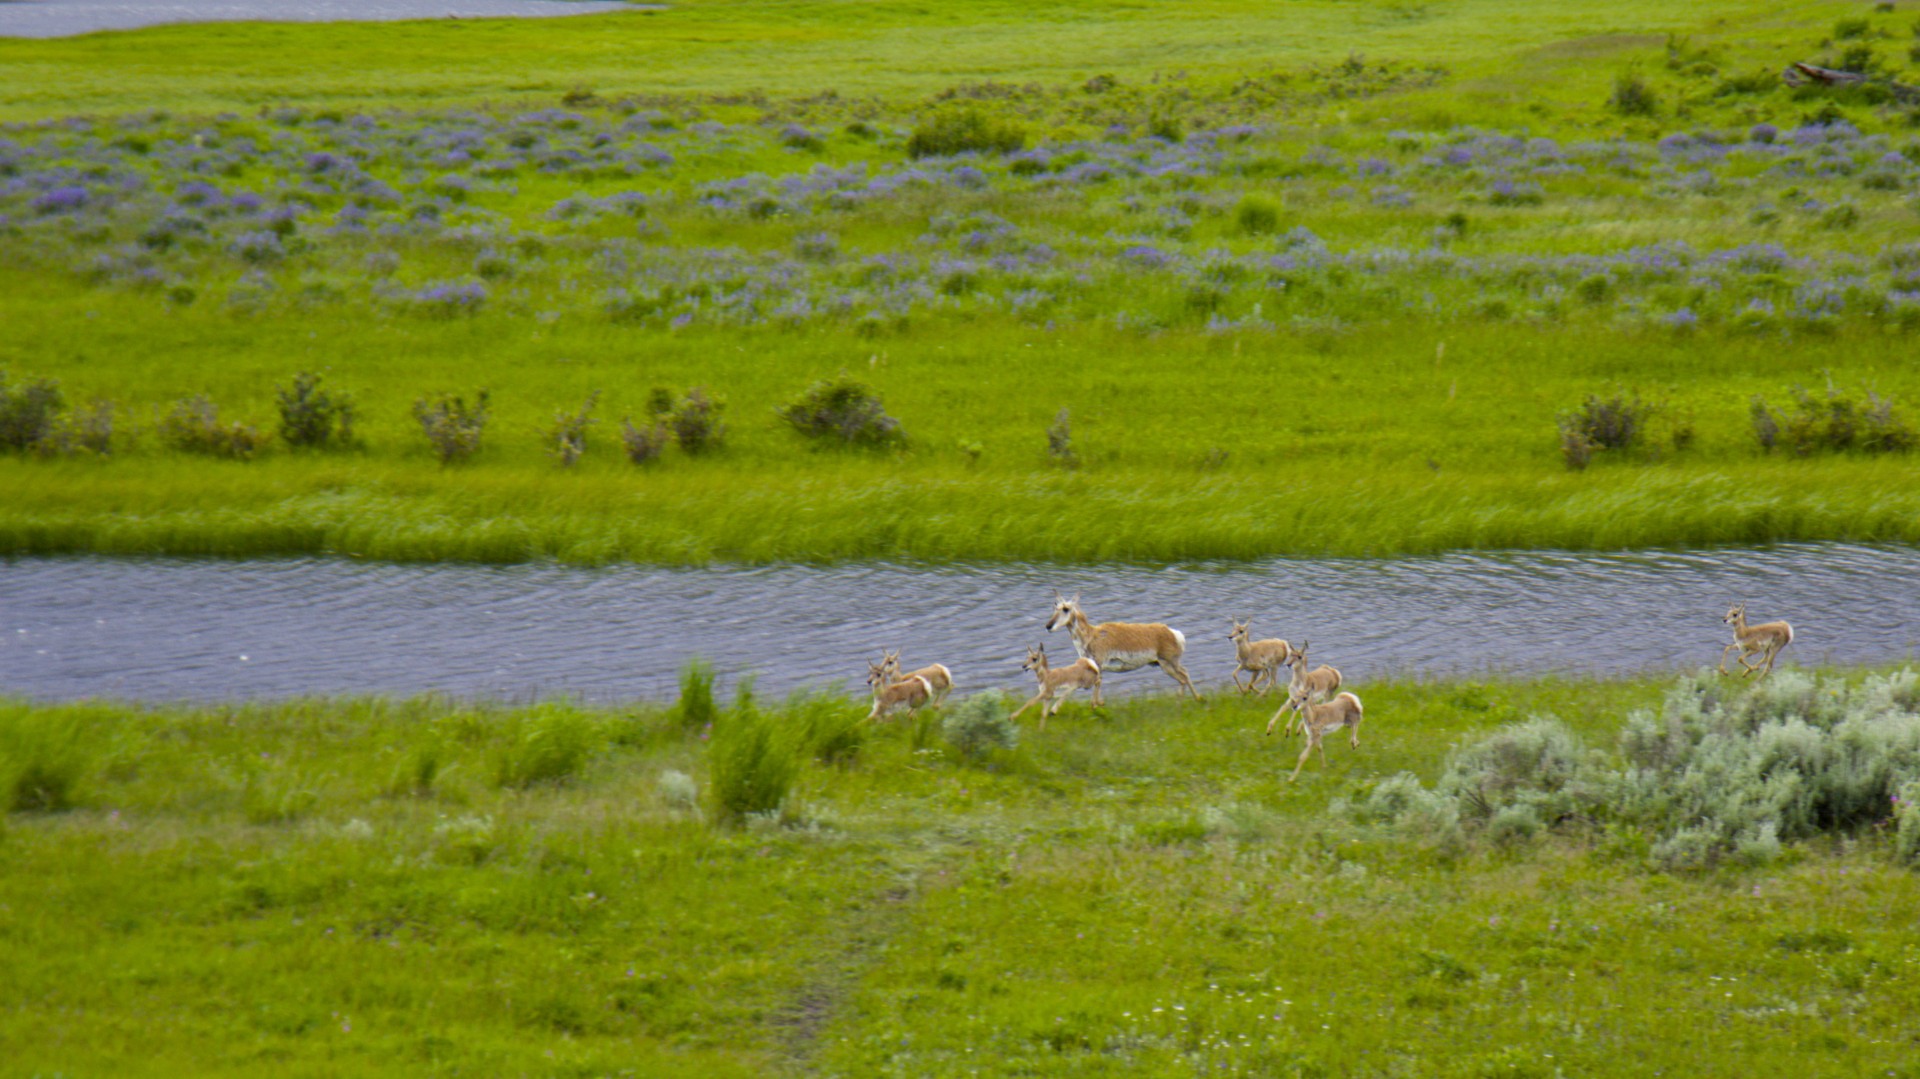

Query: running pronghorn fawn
[1719,602,1794,678]
[1045,594,1198,704]
[1266,640,1343,736]
[1227,619,1290,695]
[1011,644,1102,729]
[877,648,955,706]
[864,660,934,723]
[1285,687,1365,781]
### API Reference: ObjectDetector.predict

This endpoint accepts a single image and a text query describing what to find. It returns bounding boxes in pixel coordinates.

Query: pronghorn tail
[1171,628,1187,651]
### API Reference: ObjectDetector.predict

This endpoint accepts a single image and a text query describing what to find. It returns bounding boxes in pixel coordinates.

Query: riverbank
[4,669,1918,1075]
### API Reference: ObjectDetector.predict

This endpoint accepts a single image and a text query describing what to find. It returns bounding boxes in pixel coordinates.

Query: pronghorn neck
[1065,605,1095,650]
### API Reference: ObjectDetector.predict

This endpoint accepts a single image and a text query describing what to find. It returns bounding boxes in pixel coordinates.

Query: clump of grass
[240,768,320,824]
[942,691,1019,759]
[0,370,64,452]
[1556,392,1652,470]
[706,695,801,825]
[159,395,268,458]
[1752,385,1915,455]
[546,390,599,467]
[275,371,357,450]
[0,705,93,812]
[493,702,601,789]
[906,109,1027,158]
[672,659,717,734]
[778,374,906,448]
[412,388,490,464]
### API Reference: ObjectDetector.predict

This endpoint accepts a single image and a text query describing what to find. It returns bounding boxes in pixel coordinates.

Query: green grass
[5,671,1920,1075]
[7,1,1920,563]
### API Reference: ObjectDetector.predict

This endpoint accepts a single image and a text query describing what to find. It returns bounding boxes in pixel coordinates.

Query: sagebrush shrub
[1557,393,1652,468]
[942,692,1019,759]
[668,387,725,454]
[779,375,906,448]
[546,391,599,467]
[276,371,356,449]
[1752,385,1915,456]
[906,109,1027,158]
[160,395,268,458]
[412,388,490,464]
[33,399,114,457]
[1610,70,1659,116]
[1046,407,1078,468]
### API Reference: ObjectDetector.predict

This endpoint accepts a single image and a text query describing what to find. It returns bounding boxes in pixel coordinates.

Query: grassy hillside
[5,669,1920,1075]
[5,0,1920,564]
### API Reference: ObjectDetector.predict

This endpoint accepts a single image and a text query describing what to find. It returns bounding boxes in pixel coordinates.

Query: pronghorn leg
[1760,644,1782,677]
[1719,642,1744,676]
[1010,694,1044,722]
[1265,703,1288,736]
[1165,660,1199,700]
[1231,668,1251,694]
[1289,732,1319,781]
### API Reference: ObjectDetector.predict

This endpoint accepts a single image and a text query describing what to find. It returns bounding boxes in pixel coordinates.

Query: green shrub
[32,399,115,457]
[906,109,1027,158]
[160,395,269,458]
[1610,69,1659,116]
[546,390,599,467]
[1753,385,1916,456]
[1234,195,1282,235]
[0,370,64,451]
[706,699,801,825]
[493,702,600,789]
[275,371,357,449]
[412,388,490,465]
[942,691,1019,759]
[778,374,906,449]
[1557,393,1653,469]
[0,705,93,812]
[668,387,726,455]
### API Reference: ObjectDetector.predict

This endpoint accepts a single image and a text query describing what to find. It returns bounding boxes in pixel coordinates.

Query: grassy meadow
[6,669,1920,1077]
[4,0,1920,562]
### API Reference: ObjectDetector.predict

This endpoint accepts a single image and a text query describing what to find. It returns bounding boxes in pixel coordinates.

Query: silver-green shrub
[1370,670,1920,869]
[942,691,1019,759]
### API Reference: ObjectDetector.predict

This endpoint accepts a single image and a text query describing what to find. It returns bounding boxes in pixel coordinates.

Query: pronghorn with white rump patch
[1267,640,1343,736]
[876,648,955,706]
[1285,689,1365,782]
[1227,618,1290,695]
[1045,594,1197,705]
[1011,644,1102,728]
[1719,602,1794,678]
[864,660,934,723]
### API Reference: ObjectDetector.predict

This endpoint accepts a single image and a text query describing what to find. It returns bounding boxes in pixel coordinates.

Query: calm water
[2,544,1917,703]
[0,0,632,38]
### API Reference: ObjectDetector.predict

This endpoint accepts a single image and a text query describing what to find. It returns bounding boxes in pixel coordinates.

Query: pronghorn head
[1021,644,1048,673]
[1228,619,1249,643]
[1724,603,1745,625]
[865,660,889,690]
[1045,594,1081,633]
[1286,640,1309,667]
[879,648,901,677]
[1286,682,1312,712]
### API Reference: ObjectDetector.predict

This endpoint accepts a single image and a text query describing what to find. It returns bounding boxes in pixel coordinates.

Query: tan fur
[877,648,954,705]
[1227,619,1290,695]
[864,661,933,723]
[1267,640,1343,736]
[1287,690,1365,781]
[1045,595,1197,704]
[1720,603,1794,678]
[1011,644,1102,729]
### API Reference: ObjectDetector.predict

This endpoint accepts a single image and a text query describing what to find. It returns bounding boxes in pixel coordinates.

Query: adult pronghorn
[877,648,955,706]
[1266,640,1342,736]
[1285,687,1365,781]
[864,660,934,723]
[1227,619,1290,695]
[1719,603,1794,678]
[1044,594,1197,705]
[1011,644,1102,728]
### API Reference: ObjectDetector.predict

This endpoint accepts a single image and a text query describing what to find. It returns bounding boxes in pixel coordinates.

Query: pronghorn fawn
[1285,688,1365,782]
[1226,619,1290,695]
[1720,602,1794,678]
[1045,594,1198,704]
[1266,640,1343,736]
[864,660,934,723]
[877,648,955,706]
[1011,644,1102,729]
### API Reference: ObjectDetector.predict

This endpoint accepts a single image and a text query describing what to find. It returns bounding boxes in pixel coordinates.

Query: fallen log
[1782,61,1920,103]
